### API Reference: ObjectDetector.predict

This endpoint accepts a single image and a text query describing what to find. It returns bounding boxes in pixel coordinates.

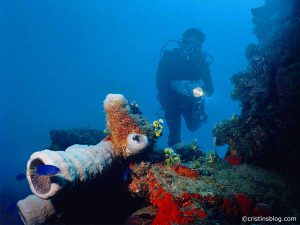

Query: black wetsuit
[156,48,213,146]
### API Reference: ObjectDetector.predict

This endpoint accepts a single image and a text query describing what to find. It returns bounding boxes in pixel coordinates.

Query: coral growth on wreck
[213,0,300,174]
[129,165,209,225]
[127,144,298,224]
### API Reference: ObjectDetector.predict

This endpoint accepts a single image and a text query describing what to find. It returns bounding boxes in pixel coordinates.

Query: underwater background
[5,0,299,224]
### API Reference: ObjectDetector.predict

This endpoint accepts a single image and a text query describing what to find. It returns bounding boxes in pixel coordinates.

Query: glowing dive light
[193,87,204,97]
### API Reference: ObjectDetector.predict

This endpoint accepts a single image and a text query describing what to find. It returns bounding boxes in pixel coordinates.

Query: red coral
[149,179,189,224]
[131,165,273,224]
[147,172,208,225]
[221,193,266,219]
[183,210,194,216]
[129,177,139,193]
[235,193,254,216]
[225,155,242,166]
[182,193,192,201]
[221,197,238,217]
[192,208,208,218]
[173,165,198,179]
[192,193,202,201]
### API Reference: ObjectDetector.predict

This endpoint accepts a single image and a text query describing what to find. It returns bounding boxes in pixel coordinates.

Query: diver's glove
[171,80,205,98]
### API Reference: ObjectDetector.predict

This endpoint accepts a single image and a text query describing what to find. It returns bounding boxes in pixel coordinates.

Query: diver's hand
[171,80,192,97]
[171,80,205,97]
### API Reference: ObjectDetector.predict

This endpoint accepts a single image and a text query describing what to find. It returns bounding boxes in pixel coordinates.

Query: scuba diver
[156,28,214,146]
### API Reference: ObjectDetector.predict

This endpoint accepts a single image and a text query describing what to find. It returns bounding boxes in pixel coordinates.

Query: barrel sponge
[103,94,145,157]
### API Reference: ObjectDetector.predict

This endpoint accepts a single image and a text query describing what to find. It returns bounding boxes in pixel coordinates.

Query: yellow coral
[152,119,164,138]
[155,129,162,137]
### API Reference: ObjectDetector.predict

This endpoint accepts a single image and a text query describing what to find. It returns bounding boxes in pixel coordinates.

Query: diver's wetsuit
[156,48,213,146]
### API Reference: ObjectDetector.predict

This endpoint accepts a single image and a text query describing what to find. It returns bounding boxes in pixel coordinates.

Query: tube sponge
[126,133,148,156]
[25,93,151,203]
[26,141,115,199]
[104,94,147,157]
[103,93,128,108]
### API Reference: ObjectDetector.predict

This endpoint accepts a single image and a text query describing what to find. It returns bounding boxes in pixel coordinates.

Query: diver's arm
[201,63,214,97]
[156,52,173,92]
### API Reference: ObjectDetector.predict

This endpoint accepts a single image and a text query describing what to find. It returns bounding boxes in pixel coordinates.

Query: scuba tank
[160,40,214,65]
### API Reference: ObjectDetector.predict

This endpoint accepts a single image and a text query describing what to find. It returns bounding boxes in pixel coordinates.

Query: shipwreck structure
[213,0,300,175]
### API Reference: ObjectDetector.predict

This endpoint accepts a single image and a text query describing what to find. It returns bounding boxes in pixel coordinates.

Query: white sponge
[126,133,148,156]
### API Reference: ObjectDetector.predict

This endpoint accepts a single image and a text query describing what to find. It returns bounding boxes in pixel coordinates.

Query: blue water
[0,0,264,224]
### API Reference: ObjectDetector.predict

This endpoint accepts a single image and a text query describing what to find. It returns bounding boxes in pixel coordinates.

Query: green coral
[164,148,181,167]
[191,156,202,169]
[190,138,201,152]
[206,151,217,165]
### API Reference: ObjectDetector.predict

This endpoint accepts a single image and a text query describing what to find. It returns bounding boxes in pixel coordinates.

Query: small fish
[15,173,27,181]
[29,165,60,176]
[16,165,60,181]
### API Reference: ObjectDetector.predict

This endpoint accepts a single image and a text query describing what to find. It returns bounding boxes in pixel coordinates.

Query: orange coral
[104,95,143,157]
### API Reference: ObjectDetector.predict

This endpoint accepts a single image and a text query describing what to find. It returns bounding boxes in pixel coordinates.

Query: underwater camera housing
[171,79,205,98]
[171,80,207,123]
